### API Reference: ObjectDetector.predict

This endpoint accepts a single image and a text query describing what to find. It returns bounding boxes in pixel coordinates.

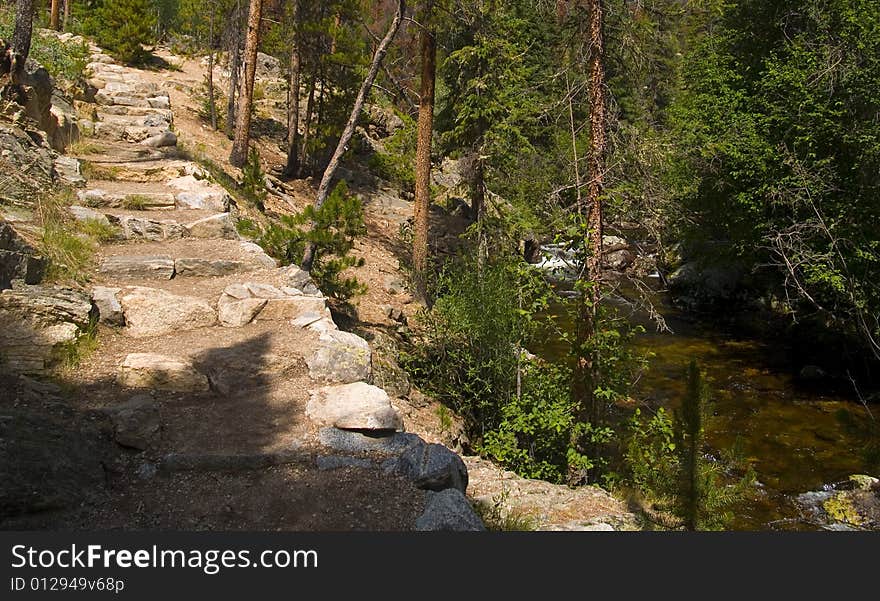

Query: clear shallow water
[535,284,878,530]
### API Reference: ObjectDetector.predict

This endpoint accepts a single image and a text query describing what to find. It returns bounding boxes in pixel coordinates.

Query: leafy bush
[251,181,367,301]
[81,0,157,65]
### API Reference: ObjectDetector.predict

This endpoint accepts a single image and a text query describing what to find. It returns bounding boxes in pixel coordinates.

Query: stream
[535,277,878,530]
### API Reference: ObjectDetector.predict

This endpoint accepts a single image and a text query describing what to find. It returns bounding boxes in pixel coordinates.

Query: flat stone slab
[307,330,371,383]
[115,215,185,241]
[175,258,246,278]
[167,175,229,211]
[218,297,267,327]
[68,205,110,225]
[119,286,217,337]
[307,382,403,431]
[98,255,175,279]
[216,282,328,327]
[107,394,160,450]
[118,353,209,392]
[316,428,424,455]
[78,189,176,210]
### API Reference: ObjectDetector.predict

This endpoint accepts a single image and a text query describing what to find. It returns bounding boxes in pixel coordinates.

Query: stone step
[111,212,239,241]
[78,180,229,212]
[97,253,258,281]
[118,352,210,392]
[95,91,170,109]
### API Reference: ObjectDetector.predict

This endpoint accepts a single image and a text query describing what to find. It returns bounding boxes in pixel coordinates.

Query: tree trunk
[412,0,436,302]
[50,0,61,30]
[570,0,607,484]
[299,71,317,177]
[284,0,301,178]
[11,0,35,79]
[207,9,218,130]
[229,0,264,168]
[63,0,70,31]
[300,0,406,272]
[225,0,244,139]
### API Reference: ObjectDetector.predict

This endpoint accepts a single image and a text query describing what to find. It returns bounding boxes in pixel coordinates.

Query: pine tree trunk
[50,0,61,30]
[63,0,70,31]
[11,0,35,79]
[301,0,406,272]
[229,0,263,167]
[299,71,317,177]
[284,0,301,178]
[225,0,244,139]
[412,0,436,302]
[207,9,218,130]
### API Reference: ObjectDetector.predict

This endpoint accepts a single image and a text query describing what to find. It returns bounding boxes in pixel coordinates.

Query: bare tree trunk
[299,71,317,177]
[284,0,301,178]
[50,0,61,30]
[11,0,35,79]
[225,0,244,139]
[300,0,406,272]
[207,10,218,130]
[63,0,70,31]
[571,0,607,484]
[229,0,264,167]
[412,0,436,302]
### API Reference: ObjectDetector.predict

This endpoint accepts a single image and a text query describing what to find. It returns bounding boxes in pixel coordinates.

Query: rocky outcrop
[0,286,92,373]
[0,220,46,289]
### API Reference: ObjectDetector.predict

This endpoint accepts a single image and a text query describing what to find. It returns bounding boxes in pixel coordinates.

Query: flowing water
[535,280,878,530]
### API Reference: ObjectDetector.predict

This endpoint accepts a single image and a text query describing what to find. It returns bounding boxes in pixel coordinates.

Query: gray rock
[119,286,217,337]
[175,258,245,278]
[279,264,312,289]
[218,296,267,327]
[184,213,238,239]
[0,220,46,289]
[147,96,171,109]
[315,455,375,471]
[109,395,160,450]
[603,249,635,271]
[307,330,372,383]
[415,489,485,531]
[140,130,177,148]
[307,382,403,431]
[118,353,210,392]
[116,216,184,241]
[384,442,468,493]
[68,205,111,226]
[291,311,323,328]
[316,427,424,455]
[168,175,229,211]
[239,242,277,268]
[54,156,85,187]
[91,286,124,326]
[98,255,175,279]
[255,296,328,321]
[383,276,406,295]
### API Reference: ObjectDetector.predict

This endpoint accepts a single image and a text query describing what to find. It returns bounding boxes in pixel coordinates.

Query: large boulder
[307,330,372,383]
[384,442,468,493]
[119,286,217,337]
[0,123,55,208]
[415,489,485,531]
[118,353,209,392]
[307,382,403,431]
[184,213,238,240]
[91,286,124,326]
[167,175,230,211]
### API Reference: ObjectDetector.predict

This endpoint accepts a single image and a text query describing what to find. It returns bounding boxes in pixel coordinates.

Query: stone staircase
[32,46,483,530]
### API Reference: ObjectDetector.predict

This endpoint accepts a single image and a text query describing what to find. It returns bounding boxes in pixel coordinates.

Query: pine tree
[84,0,157,65]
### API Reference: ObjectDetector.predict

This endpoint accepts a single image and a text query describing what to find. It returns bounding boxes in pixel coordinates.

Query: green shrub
[81,0,157,65]
[255,181,367,301]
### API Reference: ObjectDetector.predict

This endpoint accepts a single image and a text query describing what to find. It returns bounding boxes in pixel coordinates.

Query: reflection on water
[535,284,877,530]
